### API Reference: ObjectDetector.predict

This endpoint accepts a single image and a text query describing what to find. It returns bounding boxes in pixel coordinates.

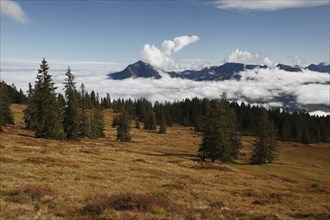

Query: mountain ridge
[108,61,330,81]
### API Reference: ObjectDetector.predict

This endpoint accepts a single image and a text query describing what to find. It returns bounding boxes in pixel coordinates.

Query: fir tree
[159,111,167,134]
[63,67,80,140]
[112,115,120,128]
[199,93,241,162]
[24,82,35,129]
[90,106,105,138]
[251,108,277,164]
[57,93,66,109]
[27,58,63,139]
[116,110,131,142]
[144,110,156,130]
[79,83,88,137]
[0,82,14,130]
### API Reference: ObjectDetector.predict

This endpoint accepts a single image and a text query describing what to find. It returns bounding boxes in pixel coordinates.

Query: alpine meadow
[1,1,329,220]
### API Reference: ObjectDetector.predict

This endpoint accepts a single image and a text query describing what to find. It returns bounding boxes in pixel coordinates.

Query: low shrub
[7,184,52,202]
[81,193,173,216]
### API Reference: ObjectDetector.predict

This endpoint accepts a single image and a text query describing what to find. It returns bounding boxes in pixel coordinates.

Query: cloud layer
[214,0,329,11]
[140,35,200,71]
[226,48,259,64]
[1,58,329,116]
[0,0,30,24]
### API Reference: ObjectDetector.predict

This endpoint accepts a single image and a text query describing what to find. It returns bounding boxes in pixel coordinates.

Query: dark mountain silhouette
[305,63,330,73]
[276,64,302,72]
[109,60,162,80]
[108,61,328,81]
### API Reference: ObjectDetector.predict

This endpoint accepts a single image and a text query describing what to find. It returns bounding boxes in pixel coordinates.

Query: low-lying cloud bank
[1,58,329,116]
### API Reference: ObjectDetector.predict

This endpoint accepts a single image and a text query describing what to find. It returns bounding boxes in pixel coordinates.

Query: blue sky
[1,0,329,66]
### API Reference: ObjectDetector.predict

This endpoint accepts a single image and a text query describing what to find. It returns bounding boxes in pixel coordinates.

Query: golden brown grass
[0,104,329,219]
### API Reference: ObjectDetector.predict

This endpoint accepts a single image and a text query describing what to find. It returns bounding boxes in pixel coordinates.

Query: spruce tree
[199,93,241,162]
[24,82,35,129]
[28,58,63,139]
[116,110,131,142]
[144,110,156,130]
[251,108,277,164]
[63,67,80,140]
[90,106,105,138]
[79,83,87,137]
[0,82,14,130]
[159,111,167,134]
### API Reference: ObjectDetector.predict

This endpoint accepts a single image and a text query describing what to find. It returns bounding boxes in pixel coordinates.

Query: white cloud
[140,35,200,71]
[214,0,329,11]
[1,58,329,113]
[309,111,330,117]
[0,0,30,24]
[263,57,276,67]
[225,48,260,64]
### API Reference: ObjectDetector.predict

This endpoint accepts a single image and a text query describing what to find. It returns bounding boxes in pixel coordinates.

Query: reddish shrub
[8,184,52,202]
[0,156,15,163]
[81,193,173,216]
[24,156,57,164]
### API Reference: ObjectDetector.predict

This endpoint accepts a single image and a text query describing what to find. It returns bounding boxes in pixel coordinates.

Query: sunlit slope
[0,105,329,220]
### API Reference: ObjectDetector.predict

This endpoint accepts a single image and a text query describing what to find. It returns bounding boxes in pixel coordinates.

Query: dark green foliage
[0,81,27,104]
[116,110,131,142]
[26,58,63,139]
[57,93,66,109]
[90,107,105,138]
[251,108,278,164]
[0,82,14,130]
[111,96,329,144]
[79,83,88,138]
[144,110,156,130]
[63,67,80,140]
[159,111,167,134]
[101,93,111,108]
[112,115,120,128]
[24,83,35,129]
[199,93,241,162]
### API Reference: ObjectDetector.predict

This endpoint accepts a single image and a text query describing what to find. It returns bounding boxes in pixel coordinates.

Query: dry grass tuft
[290,212,330,219]
[133,158,149,164]
[81,193,174,217]
[7,184,52,202]
[192,162,233,171]
[24,156,57,164]
[0,156,16,163]
[162,182,186,190]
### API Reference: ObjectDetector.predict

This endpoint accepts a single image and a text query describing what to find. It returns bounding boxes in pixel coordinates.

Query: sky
[1,0,329,65]
[0,0,329,114]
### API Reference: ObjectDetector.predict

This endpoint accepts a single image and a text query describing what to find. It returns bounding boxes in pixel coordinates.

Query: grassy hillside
[0,105,329,220]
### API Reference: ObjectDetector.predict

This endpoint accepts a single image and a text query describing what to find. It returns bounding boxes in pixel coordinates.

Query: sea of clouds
[1,57,329,116]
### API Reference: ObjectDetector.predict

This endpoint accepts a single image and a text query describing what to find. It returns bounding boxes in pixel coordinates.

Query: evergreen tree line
[0,81,27,104]
[0,82,14,130]
[111,97,166,135]
[110,97,329,144]
[23,58,105,140]
[111,93,278,164]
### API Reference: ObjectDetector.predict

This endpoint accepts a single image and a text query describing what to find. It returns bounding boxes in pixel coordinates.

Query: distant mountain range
[108,61,329,81]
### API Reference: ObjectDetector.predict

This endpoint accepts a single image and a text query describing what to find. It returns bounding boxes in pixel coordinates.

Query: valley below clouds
[1,58,329,116]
